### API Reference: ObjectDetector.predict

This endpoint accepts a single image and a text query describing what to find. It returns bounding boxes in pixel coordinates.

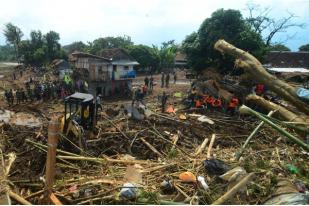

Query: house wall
[88,79,132,96]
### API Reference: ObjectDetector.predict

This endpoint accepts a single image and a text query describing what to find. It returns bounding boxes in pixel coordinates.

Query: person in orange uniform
[255,83,265,96]
[227,96,239,115]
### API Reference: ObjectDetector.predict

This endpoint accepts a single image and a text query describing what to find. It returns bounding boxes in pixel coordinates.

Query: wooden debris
[214,39,309,116]
[207,134,216,159]
[212,173,255,205]
[9,191,32,205]
[235,110,275,160]
[194,137,209,156]
[239,105,309,152]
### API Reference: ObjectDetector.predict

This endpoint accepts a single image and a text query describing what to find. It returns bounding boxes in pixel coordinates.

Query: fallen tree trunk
[246,94,307,123]
[214,39,309,116]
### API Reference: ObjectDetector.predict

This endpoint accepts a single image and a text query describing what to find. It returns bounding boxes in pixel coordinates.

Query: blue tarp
[121,70,136,79]
[296,87,309,102]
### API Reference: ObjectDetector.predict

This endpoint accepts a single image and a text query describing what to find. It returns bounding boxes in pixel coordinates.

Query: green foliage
[89,35,133,55]
[268,44,291,51]
[63,41,87,53]
[153,40,177,72]
[299,44,309,51]
[127,44,160,72]
[3,23,23,61]
[18,30,65,66]
[182,9,266,73]
[0,45,15,61]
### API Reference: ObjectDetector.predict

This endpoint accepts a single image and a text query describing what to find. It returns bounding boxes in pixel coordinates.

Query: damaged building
[69,49,138,96]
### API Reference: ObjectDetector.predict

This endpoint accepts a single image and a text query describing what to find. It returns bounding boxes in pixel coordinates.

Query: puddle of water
[0,110,42,127]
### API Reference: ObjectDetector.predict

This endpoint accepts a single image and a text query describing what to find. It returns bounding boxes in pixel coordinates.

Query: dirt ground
[0,66,308,205]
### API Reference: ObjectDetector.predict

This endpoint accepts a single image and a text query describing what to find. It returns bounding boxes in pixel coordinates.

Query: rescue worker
[173,72,177,84]
[4,90,10,105]
[165,73,170,88]
[161,72,165,88]
[227,96,239,115]
[144,76,149,87]
[255,83,265,96]
[161,91,168,113]
[149,76,154,92]
[9,89,14,105]
[96,94,103,111]
[142,84,148,96]
[16,89,21,104]
[21,88,27,102]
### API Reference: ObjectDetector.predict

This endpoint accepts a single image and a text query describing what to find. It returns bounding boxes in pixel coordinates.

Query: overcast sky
[0,0,308,51]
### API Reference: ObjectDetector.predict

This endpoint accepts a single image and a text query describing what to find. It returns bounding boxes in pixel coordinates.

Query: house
[264,51,309,83]
[99,48,138,78]
[69,50,138,96]
[174,52,187,69]
[50,59,72,79]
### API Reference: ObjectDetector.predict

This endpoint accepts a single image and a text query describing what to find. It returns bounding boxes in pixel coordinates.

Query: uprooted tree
[214,39,309,116]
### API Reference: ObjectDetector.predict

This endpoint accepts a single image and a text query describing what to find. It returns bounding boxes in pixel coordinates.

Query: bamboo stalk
[140,137,163,157]
[239,105,309,152]
[194,138,209,156]
[9,191,32,205]
[212,173,255,205]
[207,134,216,159]
[235,110,275,161]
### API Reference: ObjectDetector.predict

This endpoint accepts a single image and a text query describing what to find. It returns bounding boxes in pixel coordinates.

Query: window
[124,66,129,70]
[113,65,117,71]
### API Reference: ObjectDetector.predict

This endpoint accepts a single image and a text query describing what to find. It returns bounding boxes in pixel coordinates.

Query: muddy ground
[0,67,308,204]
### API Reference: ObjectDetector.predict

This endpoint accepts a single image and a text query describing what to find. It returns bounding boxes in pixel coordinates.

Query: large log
[246,94,307,123]
[214,40,309,116]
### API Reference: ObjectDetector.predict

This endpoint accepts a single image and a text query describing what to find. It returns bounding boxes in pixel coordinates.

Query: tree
[63,41,87,54]
[269,44,291,51]
[128,44,160,72]
[245,2,306,46]
[89,35,133,55]
[44,31,61,61]
[182,9,265,73]
[0,45,15,61]
[299,44,309,51]
[3,23,23,61]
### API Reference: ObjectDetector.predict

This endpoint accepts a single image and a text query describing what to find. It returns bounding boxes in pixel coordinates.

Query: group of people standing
[4,81,75,106]
[161,72,177,88]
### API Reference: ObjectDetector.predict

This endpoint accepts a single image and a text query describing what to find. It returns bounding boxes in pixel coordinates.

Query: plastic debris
[286,164,299,174]
[204,158,230,175]
[219,166,247,182]
[197,176,209,190]
[179,171,196,183]
[294,180,307,193]
[264,193,309,205]
[179,114,187,120]
[119,183,138,200]
[166,105,175,113]
[174,92,183,98]
[197,116,214,124]
[160,180,174,194]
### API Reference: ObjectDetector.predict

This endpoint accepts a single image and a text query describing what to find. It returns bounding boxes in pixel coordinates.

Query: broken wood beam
[45,116,60,202]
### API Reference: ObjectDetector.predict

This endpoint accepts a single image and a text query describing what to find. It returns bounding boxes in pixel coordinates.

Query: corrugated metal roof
[267,67,309,73]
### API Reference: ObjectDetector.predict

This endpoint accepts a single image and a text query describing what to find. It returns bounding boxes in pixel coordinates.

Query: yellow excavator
[60,92,97,151]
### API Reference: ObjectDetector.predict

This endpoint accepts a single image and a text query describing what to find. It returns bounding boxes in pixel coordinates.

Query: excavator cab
[61,92,96,151]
